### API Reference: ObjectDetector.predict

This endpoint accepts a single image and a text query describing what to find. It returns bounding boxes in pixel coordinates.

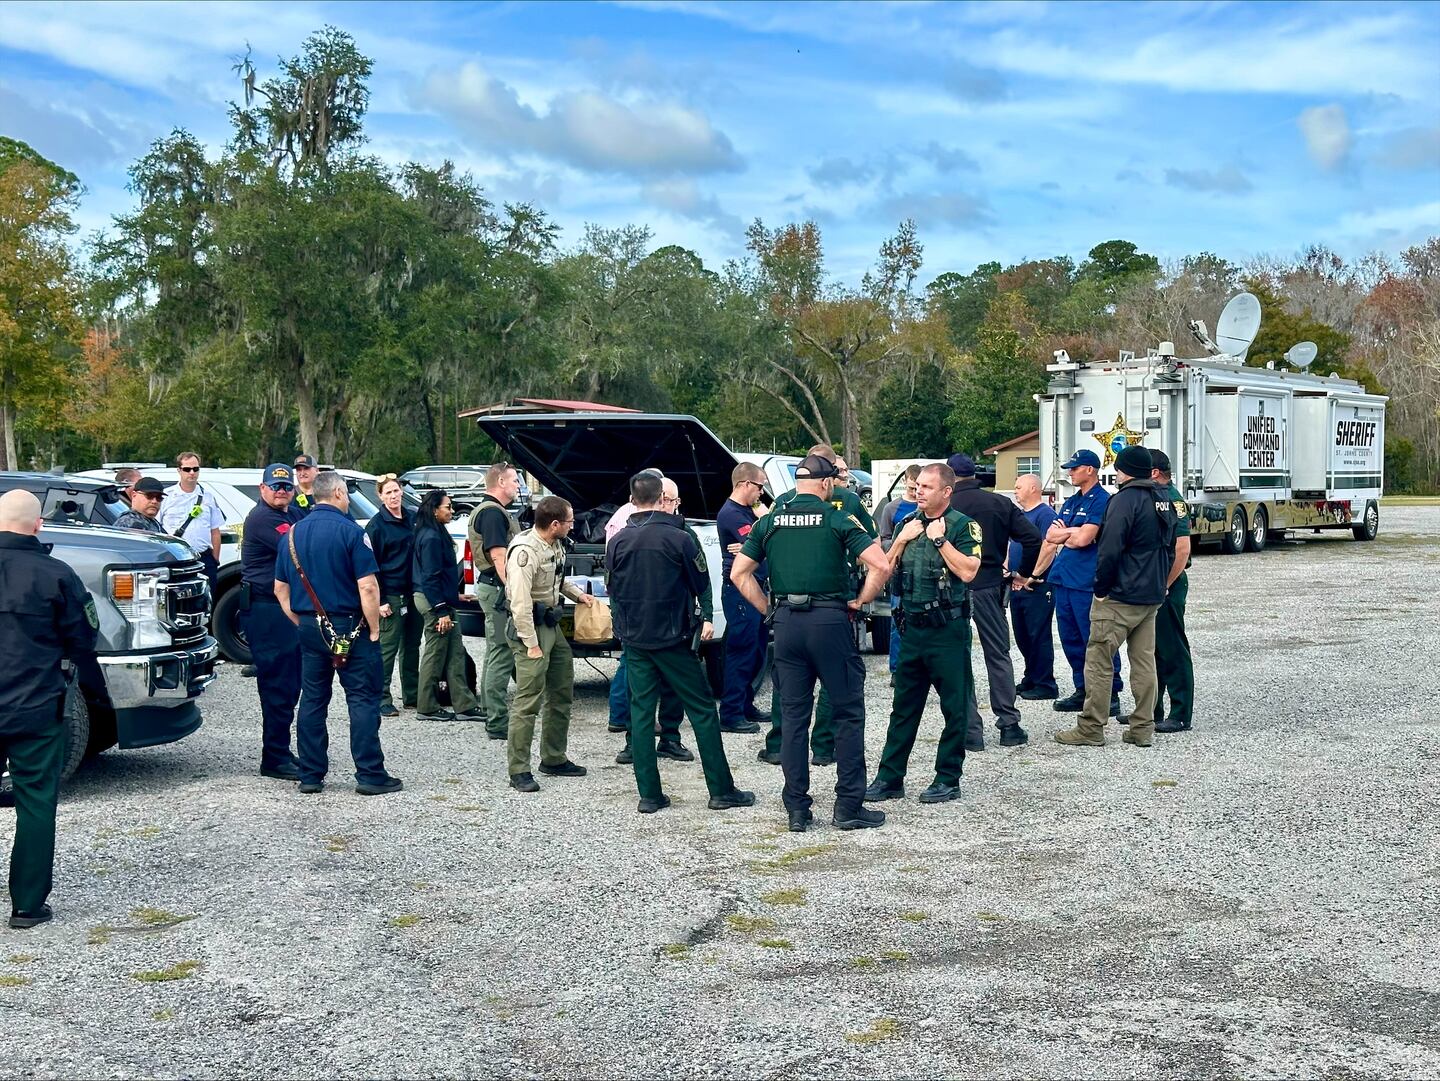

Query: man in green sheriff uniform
[467,463,522,740]
[758,444,878,768]
[731,455,890,833]
[1147,450,1193,733]
[863,463,983,804]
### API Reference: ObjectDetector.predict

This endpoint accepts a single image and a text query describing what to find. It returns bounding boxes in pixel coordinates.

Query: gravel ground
[2,508,1438,1079]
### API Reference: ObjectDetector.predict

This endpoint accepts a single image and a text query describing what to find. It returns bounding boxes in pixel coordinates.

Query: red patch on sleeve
[738,523,752,537]
[276,523,291,535]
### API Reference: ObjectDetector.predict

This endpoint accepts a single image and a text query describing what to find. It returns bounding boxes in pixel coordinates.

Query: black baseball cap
[133,477,166,497]
[795,454,841,480]
[293,454,317,469]
[1149,450,1173,474]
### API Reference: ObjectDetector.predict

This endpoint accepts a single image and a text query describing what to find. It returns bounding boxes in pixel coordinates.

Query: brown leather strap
[287,531,330,622]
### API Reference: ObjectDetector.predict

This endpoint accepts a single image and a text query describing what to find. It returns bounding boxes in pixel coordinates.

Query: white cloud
[1164,165,1254,194]
[642,178,743,237]
[1298,104,1352,171]
[415,61,743,178]
[1336,200,1440,239]
[876,190,992,230]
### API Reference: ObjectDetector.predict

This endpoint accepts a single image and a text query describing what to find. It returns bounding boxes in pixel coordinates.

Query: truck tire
[869,615,891,654]
[1221,506,1247,554]
[1352,500,1379,541]
[62,684,90,783]
[212,582,251,665]
[1245,506,1269,553]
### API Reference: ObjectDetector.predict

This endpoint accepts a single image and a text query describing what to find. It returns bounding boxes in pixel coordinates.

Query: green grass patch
[130,907,197,929]
[129,825,163,839]
[976,911,1004,922]
[757,938,793,949]
[880,949,911,961]
[725,914,778,933]
[749,843,835,874]
[852,955,877,968]
[846,1017,901,1044]
[7,955,37,964]
[898,910,929,922]
[1382,495,1440,506]
[0,974,32,988]
[759,888,808,906]
[1151,779,1178,789]
[390,915,423,928]
[442,778,464,785]
[324,835,353,853]
[152,1008,175,1021]
[659,943,690,959]
[428,794,449,802]
[452,804,486,812]
[87,925,114,946]
[132,960,200,983]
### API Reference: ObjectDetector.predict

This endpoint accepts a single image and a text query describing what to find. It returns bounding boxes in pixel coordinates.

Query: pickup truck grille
[162,562,211,646]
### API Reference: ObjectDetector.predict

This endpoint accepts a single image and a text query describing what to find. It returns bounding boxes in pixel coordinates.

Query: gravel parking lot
[3,507,1438,1079]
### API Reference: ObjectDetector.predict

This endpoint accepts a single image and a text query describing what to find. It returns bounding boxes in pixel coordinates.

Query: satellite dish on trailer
[1285,341,1318,370]
[1214,292,1262,362]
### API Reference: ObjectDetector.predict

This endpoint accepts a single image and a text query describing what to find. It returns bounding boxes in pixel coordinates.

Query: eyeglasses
[136,491,163,500]
[179,466,200,473]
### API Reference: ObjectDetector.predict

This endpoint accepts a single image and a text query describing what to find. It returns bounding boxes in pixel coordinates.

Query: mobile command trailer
[1037,296,1387,553]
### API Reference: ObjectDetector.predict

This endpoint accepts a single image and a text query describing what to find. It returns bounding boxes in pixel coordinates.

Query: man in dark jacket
[1056,445,1175,749]
[241,464,304,779]
[411,491,484,723]
[947,453,1041,748]
[607,470,754,816]
[365,475,422,718]
[0,489,106,928]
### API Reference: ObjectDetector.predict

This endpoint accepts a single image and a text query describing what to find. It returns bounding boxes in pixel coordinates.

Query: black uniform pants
[242,600,300,771]
[1,716,65,916]
[964,584,1022,742]
[773,606,866,815]
[1009,583,1058,696]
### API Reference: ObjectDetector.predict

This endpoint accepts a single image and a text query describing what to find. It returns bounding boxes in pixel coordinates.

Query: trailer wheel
[1352,501,1379,542]
[1245,506,1269,552]
[1221,506,1247,554]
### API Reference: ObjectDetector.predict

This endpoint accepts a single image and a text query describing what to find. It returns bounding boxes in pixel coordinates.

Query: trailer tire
[1245,506,1269,553]
[1352,501,1379,542]
[1221,506,1247,554]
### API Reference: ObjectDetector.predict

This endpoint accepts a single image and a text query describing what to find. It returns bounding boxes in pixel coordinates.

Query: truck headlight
[109,568,169,649]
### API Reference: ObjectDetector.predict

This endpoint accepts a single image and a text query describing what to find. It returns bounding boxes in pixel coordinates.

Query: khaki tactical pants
[1079,597,1161,737]
[507,623,574,775]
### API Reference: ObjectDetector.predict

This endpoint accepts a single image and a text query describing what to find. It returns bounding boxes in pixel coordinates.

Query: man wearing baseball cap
[240,464,305,779]
[1140,449,1194,734]
[292,455,319,516]
[112,478,167,533]
[1056,445,1174,748]
[1043,449,1122,718]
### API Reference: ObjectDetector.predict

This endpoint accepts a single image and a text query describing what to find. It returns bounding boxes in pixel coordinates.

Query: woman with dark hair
[411,491,484,722]
[365,474,422,718]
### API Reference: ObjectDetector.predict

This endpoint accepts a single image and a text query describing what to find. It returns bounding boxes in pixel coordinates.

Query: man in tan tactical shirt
[504,495,596,791]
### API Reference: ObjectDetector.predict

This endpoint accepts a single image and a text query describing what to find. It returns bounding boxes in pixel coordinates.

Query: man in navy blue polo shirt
[716,461,768,734]
[241,464,304,781]
[1045,450,1121,716]
[274,470,402,796]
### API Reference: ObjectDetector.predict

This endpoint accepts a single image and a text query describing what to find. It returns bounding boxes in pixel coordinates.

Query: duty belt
[477,570,502,587]
[775,595,851,611]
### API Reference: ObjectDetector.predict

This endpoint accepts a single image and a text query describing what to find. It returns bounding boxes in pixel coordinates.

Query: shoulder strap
[287,530,329,622]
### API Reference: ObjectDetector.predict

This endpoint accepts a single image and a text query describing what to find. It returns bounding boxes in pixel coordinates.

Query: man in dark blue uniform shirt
[716,461,768,734]
[1009,473,1060,700]
[1046,450,1122,716]
[273,470,401,796]
[241,464,304,781]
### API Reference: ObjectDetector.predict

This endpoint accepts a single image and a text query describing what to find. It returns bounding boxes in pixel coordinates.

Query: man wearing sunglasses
[716,462,768,735]
[112,477,167,533]
[160,451,225,589]
[239,465,305,780]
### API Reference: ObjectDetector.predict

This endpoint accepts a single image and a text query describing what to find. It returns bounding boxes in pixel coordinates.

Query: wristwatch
[931,536,946,550]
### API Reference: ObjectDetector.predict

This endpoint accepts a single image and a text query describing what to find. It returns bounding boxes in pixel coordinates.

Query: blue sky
[2,0,1437,284]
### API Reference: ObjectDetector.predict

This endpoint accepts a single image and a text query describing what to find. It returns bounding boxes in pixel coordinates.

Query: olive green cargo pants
[876,616,972,788]
[507,624,574,776]
[414,594,480,716]
[474,581,514,737]
[377,593,421,710]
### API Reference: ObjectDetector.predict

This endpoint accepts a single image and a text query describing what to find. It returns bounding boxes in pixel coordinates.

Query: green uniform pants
[475,581,514,737]
[1154,574,1193,727]
[507,623,573,775]
[414,594,480,716]
[625,644,737,802]
[378,593,422,709]
[2,721,65,916]
[877,616,972,788]
[1080,597,1160,737]
[764,683,834,757]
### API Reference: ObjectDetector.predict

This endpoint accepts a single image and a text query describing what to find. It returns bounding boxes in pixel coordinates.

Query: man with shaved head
[0,490,105,929]
[1009,474,1060,701]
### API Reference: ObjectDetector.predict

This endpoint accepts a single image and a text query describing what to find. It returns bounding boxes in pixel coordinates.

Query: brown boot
[1121,726,1153,747]
[1054,727,1105,747]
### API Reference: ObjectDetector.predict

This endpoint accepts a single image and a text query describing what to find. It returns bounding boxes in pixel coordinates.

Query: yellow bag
[573,600,613,644]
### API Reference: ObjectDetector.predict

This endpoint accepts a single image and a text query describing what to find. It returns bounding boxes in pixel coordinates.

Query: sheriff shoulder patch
[84,597,99,629]
[1175,499,1187,516]
[515,549,530,568]
[968,521,983,544]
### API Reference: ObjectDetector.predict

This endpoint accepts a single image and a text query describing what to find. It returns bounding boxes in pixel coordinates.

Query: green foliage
[1385,437,1418,493]
[947,294,1048,455]
[866,362,955,459]
[926,262,998,350]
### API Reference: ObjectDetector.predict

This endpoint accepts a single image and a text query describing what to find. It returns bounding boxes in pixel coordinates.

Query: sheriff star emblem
[1094,412,1146,467]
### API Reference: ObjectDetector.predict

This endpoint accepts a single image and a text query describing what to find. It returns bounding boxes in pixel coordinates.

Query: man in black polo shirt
[241,464,304,780]
[947,453,1041,748]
